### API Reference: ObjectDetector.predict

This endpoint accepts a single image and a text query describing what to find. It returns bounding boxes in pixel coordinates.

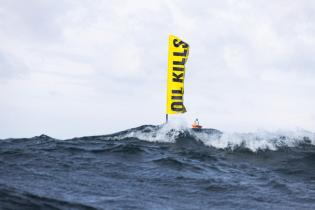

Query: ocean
[0,125,315,210]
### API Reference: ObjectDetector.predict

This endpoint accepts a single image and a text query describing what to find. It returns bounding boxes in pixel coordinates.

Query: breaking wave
[90,124,315,152]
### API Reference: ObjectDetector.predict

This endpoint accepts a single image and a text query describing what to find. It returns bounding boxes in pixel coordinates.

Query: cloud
[0,51,29,79]
[0,0,315,138]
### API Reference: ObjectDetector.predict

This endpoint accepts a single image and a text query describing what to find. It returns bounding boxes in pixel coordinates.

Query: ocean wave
[102,124,315,152]
[3,125,315,152]
[196,129,315,152]
[1,125,315,209]
[0,184,97,210]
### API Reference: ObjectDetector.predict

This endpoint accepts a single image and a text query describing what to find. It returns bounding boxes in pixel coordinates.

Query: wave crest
[103,124,315,152]
[196,129,315,151]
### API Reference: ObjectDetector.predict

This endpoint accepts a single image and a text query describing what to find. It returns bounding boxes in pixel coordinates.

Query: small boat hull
[192,124,202,129]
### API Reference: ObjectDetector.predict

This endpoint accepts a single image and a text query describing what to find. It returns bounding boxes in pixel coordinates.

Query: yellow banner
[166,35,189,114]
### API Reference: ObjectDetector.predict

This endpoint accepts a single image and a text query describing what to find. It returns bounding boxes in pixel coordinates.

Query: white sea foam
[122,121,188,142]
[196,129,314,151]
[111,123,315,152]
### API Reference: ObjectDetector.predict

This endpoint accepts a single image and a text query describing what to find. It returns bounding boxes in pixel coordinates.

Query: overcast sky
[1,0,315,139]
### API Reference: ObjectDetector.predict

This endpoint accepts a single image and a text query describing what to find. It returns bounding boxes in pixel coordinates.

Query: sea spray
[102,125,315,152]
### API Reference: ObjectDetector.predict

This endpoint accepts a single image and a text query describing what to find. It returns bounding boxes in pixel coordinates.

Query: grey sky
[1,0,315,139]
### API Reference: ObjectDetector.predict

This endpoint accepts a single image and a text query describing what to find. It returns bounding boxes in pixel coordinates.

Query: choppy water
[1,125,315,210]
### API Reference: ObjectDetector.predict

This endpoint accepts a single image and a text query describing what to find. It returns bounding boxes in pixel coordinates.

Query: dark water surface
[1,125,315,210]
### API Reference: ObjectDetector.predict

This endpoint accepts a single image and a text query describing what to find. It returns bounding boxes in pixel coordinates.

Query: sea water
[0,125,315,210]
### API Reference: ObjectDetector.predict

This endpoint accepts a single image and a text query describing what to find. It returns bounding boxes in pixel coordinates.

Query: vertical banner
[166,35,189,114]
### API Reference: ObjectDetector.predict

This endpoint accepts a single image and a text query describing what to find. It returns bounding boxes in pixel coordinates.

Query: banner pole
[166,114,168,124]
